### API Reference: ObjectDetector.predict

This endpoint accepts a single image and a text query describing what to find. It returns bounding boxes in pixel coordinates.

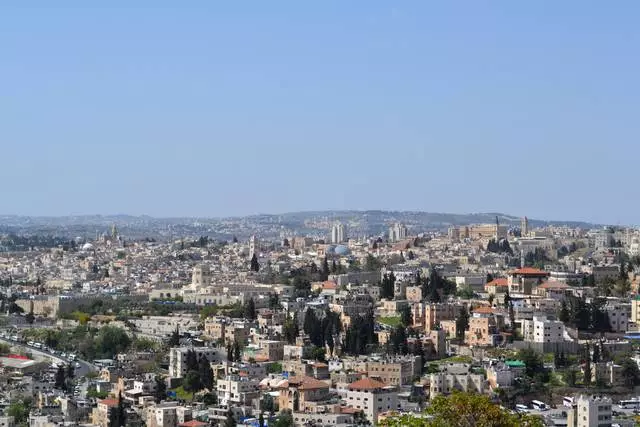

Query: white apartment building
[567,395,612,427]
[429,372,485,397]
[331,222,346,244]
[346,378,398,425]
[521,316,565,343]
[169,347,225,378]
[216,375,260,406]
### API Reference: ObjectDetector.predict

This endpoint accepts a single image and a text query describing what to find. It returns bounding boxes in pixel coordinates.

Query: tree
[620,357,640,388]
[283,312,299,345]
[389,325,408,355]
[564,369,577,387]
[517,348,545,379]
[413,340,426,374]
[365,254,381,271]
[260,394,275,413]
[508,302,515,331]
[487,294,495,306]
[154,376,167,404]
[226,343,234,362]
[268,293,280,310]
[67,363,75,380]
[303,309,325,348]
[259,412,265,427]
[233,341,242,363]
[7,401,30,425]
[379,273,396,300]
[273,410,294,427]
[503,289,511,308]
[199,354,214,390]
[55,365,66,390]
[95,326,132,359]
[380,392,544,427]
[583,343,592,386]
[232,235,238,243]
[342,310,377,356]
[109,391,127,427]
[185,349,199,372]
[559,300,570,323]
[250,254,260,272]
[321,256,330,280]
[282,238,289,247]
[592,344,601,363]
[183,370,202,393]
[25,309,35,324]
[243,298,256,321]
[117,391,126,427]
[455,306,469,342]
[224,409,237,427]
[400,304,412,327]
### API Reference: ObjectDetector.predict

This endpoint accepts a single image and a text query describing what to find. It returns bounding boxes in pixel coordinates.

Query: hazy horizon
[2,2,639,224]
[0,209,610,227]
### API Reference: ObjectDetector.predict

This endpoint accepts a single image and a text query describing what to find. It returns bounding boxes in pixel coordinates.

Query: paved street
[0,335,97,377]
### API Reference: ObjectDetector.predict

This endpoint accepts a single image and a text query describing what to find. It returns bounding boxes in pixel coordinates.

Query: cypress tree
[583,343,592,386]
[250,254,260,272]
[455,306,469,342]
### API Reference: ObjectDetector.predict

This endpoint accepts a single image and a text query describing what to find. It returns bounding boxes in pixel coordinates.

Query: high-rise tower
[521,216,529,237]
[331,222,346,244]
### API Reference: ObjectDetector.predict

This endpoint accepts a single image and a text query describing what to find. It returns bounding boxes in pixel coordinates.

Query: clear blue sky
[1,2,639,224]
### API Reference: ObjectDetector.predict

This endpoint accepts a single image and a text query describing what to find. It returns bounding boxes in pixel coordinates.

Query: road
[0,336,97,377]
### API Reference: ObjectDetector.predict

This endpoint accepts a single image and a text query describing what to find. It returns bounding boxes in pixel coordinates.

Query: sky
[1,2,639,224]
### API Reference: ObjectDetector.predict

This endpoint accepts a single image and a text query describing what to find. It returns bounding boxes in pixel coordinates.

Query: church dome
[334,245,350,256]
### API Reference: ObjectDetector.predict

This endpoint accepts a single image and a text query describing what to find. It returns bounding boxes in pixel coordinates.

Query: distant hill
[0,211,601,240]
[242,210,599,229]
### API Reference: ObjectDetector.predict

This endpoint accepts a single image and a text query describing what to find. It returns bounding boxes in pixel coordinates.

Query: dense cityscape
[3,1,637,426]
[0,212,637,426]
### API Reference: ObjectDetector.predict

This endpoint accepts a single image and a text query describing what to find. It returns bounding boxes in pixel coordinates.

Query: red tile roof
[322,281,337,290]
[486,278,508,287]
[98,399,119,407]
[179,421,208,427]
[348,377,387,391]
[510,267,549,276]
[472,306,494,315]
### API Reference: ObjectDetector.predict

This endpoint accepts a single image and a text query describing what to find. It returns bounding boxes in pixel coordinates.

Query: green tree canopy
[380,392,544,427]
